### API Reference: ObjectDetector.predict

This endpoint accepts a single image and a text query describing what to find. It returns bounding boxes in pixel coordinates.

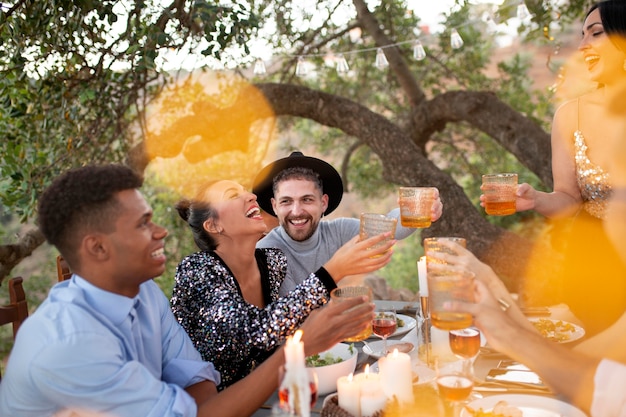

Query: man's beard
[283,216,319,242]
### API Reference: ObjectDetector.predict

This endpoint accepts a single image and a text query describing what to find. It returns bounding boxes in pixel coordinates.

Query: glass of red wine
[372,308,397,356]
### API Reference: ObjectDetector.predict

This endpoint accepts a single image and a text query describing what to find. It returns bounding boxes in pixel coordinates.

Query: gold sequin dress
[559,129,626,336]
[574,130,612,219]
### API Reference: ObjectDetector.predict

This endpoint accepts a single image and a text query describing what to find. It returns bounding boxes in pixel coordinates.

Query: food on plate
[531,318,577,342]
[305,344,355,367]
[465,400,523,417]
[396,316,405,328]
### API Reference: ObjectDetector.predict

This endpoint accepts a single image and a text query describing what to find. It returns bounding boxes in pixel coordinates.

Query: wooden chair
[56,255,72,282]
[0,276,29,339]
[0,276,29,379]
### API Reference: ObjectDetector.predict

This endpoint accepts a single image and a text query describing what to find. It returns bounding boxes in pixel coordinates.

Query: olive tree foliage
[0,0,594,287]
[0,0,258,279]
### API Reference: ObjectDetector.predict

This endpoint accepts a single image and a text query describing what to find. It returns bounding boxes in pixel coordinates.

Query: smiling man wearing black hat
[253,151,442,296]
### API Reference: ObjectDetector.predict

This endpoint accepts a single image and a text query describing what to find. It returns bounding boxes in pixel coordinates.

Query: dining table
[252,299,587,417]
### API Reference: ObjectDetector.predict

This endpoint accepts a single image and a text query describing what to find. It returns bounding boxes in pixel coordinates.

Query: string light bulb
[413,41,426,61]
[450,29,464,49]
[253,59,266,75]
[375,48,389,69]
[295,57,308,77]
[517,2,533,21]
[336,54,350,74]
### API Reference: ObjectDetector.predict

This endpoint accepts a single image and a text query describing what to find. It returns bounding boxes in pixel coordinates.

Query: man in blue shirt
[0,164,374,417]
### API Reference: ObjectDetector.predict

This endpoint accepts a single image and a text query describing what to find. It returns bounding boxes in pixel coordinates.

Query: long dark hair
[587,1,626,51]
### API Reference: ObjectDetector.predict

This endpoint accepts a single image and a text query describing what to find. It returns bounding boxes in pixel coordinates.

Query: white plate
[460,394,587,417]
[370,361,436,385]
[369,314,417,339]
[528,318,585,343]
[362,340,415,359]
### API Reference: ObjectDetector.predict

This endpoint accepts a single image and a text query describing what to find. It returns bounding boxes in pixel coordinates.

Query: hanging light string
[253,2,535,76]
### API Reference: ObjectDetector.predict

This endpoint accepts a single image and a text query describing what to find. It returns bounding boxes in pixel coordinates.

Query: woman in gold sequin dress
[512,1,626,336]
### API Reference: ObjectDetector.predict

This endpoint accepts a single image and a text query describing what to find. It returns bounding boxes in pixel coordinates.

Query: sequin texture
[170,248,331,390]
[574,130,612,219]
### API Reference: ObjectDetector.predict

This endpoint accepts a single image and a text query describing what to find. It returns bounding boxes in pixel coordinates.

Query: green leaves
[0,0,259,224]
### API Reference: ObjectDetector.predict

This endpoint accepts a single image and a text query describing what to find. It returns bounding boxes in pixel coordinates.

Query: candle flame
[293,329,303,343]
[364,364,370,376]
[392,348,399,357]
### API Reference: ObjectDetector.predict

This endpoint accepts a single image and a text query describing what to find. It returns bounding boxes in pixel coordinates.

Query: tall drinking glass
[427,269,475,331]
[398,187,438,228]
[482,173,518,216]
[330,286,373,341]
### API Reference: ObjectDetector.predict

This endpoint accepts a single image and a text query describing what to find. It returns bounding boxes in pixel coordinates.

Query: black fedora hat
[252,151,343,217]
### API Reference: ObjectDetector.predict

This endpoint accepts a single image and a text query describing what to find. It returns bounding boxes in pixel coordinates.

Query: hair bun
[175,199,192,221]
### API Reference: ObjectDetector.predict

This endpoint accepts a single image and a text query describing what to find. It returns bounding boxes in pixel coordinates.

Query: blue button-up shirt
[0,275,220,417]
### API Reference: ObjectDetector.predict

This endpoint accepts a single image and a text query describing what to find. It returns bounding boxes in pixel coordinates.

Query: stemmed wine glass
[435,358,475,417]
[443,327,481,415]
[449,327,481,360]
[372,308,397,356]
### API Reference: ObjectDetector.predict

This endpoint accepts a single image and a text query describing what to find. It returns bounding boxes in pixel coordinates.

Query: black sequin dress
[171,248,336,389]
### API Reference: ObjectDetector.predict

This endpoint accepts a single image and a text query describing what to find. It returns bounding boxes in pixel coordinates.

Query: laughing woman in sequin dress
[171,180,394,389]
[500,1,626,336]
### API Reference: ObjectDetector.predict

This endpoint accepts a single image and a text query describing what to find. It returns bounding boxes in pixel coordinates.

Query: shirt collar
[72,275,136,326]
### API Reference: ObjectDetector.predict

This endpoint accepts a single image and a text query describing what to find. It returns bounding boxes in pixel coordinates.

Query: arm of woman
[574,311,626,362]
[527,100,583,218]
[448,280,598,415]
[425,240,535,332]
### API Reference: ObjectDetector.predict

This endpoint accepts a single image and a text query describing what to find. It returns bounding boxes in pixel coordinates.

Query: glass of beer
[330,286,373,341]
[398,187,438,228]
[481,173,518,216]
[423,237,467,270]
[359,213,397,254]
[427,269,475,331]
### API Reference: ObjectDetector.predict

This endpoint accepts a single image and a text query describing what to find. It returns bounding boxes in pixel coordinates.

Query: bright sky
[407,0,525,48]
[158,0,514,71]
[407,0,462,29]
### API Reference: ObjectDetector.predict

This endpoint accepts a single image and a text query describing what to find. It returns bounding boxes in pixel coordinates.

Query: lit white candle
[337,373,361,417]
[358,371,386,417]
[378,349,414,404]
[417,256,428,296]
[354,364,373,383]
[282,330,310,417]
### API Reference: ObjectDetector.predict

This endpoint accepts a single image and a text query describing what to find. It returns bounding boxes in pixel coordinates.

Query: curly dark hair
[37,164,143,269]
